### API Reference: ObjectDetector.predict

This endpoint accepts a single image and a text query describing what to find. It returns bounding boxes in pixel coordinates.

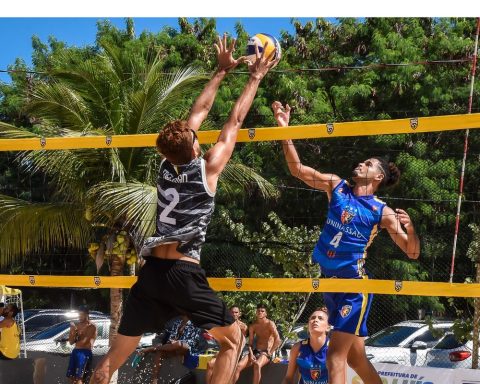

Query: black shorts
[118,258,234,336]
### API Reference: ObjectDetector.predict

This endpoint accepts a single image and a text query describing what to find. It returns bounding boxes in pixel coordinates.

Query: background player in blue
[282,308,329,384]
[90,36,278,384]
[272,101,420,384]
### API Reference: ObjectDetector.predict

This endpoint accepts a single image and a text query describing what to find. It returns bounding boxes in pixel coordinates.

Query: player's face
[308,310,329,335]
[230,307,241,320]
[79,311,88,322]
[256,308,267,319]
[352,158,384,182]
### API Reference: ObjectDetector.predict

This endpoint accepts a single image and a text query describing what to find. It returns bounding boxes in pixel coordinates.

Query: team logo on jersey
[39,137,47,148]
[235,278,243,289]
[341,206,356,224]
[94,276,102,287]
[410,118,418,130]
[394,280,403,292]
[310,368,321,380]
[312,278,320,290]
[105,136,112,145]
[29,275,36,285]
[326,123,334,135]
[248,128,256,140]
[340,305,352,318]
[327,250,336,258]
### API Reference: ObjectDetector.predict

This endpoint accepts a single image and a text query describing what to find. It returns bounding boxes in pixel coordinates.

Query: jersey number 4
[159,188,180,225]
[329,231,343,248]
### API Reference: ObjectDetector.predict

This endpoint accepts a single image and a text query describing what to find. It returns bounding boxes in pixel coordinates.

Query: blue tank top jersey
[296,338,329,384]
[313,179,386,278]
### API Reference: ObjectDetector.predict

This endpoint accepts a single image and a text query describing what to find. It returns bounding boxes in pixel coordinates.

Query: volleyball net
[1,114,480,367]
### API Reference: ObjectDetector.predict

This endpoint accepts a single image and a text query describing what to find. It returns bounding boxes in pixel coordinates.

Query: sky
[0,17,315,83]
[1,1,479,84]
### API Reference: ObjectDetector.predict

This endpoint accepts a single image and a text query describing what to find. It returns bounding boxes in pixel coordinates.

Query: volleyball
[246,33,282,66]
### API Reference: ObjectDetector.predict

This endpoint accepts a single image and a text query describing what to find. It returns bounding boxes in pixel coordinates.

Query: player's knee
[326,354,345,371]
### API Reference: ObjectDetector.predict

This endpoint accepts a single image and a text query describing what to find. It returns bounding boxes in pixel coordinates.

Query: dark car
[24,308,108,339]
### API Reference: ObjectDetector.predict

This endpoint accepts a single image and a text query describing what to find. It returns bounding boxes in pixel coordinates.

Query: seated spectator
[206,305,248,384]
[0,303,20,360]
[136,315,206,384]
[233,303,282,384]
[282,307,330,384]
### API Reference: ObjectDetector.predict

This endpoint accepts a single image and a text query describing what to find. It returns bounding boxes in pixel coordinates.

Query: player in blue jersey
[282,308,329,384]
[272,101,420,384]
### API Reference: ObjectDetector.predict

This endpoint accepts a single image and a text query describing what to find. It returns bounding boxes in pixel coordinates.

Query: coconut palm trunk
[109,254,125,345]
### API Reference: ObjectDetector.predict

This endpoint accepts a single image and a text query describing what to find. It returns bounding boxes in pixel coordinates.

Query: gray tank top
[140,157,215,261]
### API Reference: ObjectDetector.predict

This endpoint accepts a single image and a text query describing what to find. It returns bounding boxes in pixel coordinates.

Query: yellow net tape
[0,275,478,297]
[1,114,480,151]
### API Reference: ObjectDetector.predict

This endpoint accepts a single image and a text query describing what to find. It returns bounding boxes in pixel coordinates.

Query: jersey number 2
[329,231,343,248]
[159,188,180,225]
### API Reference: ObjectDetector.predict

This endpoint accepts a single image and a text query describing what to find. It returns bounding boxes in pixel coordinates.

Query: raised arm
[204,43,278,192]
[381,207,420,259]
[272,101,341,196]
[187,34,245,132]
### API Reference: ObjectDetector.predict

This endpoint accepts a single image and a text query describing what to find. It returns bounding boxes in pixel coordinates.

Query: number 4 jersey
[141,157,215,261]
[313,179,386,278]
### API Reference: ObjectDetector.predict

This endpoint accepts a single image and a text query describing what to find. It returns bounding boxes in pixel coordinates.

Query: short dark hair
[256,303,267,310]
[78,305,89,314]
[229,305,240,311]
[0,302,5,308]
[372,157,401,188]
[156,120,195,165]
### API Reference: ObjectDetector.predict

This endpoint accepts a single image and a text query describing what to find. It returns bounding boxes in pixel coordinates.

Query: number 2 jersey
[141,157,215,261]
[313,179,386,278]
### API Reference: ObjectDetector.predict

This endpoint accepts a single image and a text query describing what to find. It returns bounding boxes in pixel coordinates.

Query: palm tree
[0,22,278,346]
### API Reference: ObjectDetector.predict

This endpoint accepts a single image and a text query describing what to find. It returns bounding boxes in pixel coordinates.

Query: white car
[425,332,476,369]
[24,319,155,356]
[364,320,453,366]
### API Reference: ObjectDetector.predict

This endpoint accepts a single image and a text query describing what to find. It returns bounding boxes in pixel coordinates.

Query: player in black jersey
[90,35,278,384]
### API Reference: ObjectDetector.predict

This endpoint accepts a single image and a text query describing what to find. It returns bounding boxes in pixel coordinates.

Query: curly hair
[156,120,195,165]
[373,157,401,188]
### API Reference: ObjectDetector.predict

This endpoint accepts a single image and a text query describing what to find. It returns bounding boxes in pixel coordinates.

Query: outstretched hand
[214,33,246,72]
[272,101,291,127]
[248,41,279,80]
[395,208,413,230]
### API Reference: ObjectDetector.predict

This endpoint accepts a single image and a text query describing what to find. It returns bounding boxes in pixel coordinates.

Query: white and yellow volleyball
[246,33,282,67]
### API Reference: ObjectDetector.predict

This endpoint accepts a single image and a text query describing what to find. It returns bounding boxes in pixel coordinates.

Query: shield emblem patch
[410,118,418,130]
[248,128,256,140]
[94,276,101,287]
[340,305,352,318]
[312,278,320,290]
[39,137,47,148]
[394,280,403,292]
[326,123,334,135]
[235,278,243,289]
[105,136,112,145]
[310,368,320,380]
[29,275,36,285]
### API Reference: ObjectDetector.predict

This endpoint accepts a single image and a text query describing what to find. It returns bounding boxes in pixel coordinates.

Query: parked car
[365,320,453,366]
[425,332,476,369]
[23,309,108,338]
[23,319,155,356]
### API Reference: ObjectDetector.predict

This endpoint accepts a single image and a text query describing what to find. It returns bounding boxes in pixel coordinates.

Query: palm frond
[88,182,157,245]
[219,161,280,200]
[0,195,92,266]
[0,122,39,138]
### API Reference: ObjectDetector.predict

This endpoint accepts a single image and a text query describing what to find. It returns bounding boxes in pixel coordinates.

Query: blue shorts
[66,348,92,379]
[324,292,373,337]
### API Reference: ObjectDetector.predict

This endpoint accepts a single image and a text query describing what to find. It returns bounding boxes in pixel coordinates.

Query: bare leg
[326,331,356,384]
[252,354,269,384]
[89,334,142,384]
[205,357,216,384]
[208,322,244,384]
[151,352,162,384]
[347,336,382,384]
[232,355,251,384]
